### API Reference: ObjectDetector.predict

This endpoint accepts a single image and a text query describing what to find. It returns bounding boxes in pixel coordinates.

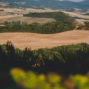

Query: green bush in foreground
[11,68,89,89]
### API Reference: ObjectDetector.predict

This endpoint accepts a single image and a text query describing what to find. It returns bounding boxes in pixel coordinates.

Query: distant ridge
[0,0,89,12]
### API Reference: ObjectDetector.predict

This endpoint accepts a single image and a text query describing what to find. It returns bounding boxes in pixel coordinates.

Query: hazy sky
[57,0,85,2]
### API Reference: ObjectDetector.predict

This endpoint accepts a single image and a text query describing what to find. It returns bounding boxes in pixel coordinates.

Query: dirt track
[0,30,89,50]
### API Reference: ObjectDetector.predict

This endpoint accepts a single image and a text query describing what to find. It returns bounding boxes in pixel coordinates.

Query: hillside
[0,12,75,34]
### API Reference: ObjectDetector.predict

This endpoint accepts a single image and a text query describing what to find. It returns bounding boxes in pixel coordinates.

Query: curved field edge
[0,21,75,34]
[0,30,89,50]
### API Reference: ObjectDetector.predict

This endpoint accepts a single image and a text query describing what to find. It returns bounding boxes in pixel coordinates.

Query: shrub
[11,68,89,89]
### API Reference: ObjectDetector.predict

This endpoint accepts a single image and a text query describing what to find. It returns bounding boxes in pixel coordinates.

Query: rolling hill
[0,30,89,50]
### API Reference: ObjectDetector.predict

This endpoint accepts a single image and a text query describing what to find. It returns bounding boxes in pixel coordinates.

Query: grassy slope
[0,12,75,34]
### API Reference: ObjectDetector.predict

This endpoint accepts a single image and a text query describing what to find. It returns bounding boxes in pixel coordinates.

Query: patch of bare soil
[0,30,89,50]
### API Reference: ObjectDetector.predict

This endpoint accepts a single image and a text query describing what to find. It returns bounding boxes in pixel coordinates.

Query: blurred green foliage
[0,21,75,34]
[72,75,89,89]
[11,68,65,89]
[11,68,89,89]
[24,12,74,23]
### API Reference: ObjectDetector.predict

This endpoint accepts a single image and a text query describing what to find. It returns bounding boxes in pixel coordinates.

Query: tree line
[11,68,89,89]
[1,42,89,75]
[0,21,75,34]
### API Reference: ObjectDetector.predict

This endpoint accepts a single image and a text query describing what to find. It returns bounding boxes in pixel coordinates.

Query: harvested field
[0,30,89,50]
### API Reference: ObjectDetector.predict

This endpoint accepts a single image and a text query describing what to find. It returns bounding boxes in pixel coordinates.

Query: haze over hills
[0,0,89,11]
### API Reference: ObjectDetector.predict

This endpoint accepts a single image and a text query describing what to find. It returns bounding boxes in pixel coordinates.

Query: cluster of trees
[0,12,76,34]
[1,42,89,75]
[24,12,74,23]
[0,21,75,33]
[0,12,75,34]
